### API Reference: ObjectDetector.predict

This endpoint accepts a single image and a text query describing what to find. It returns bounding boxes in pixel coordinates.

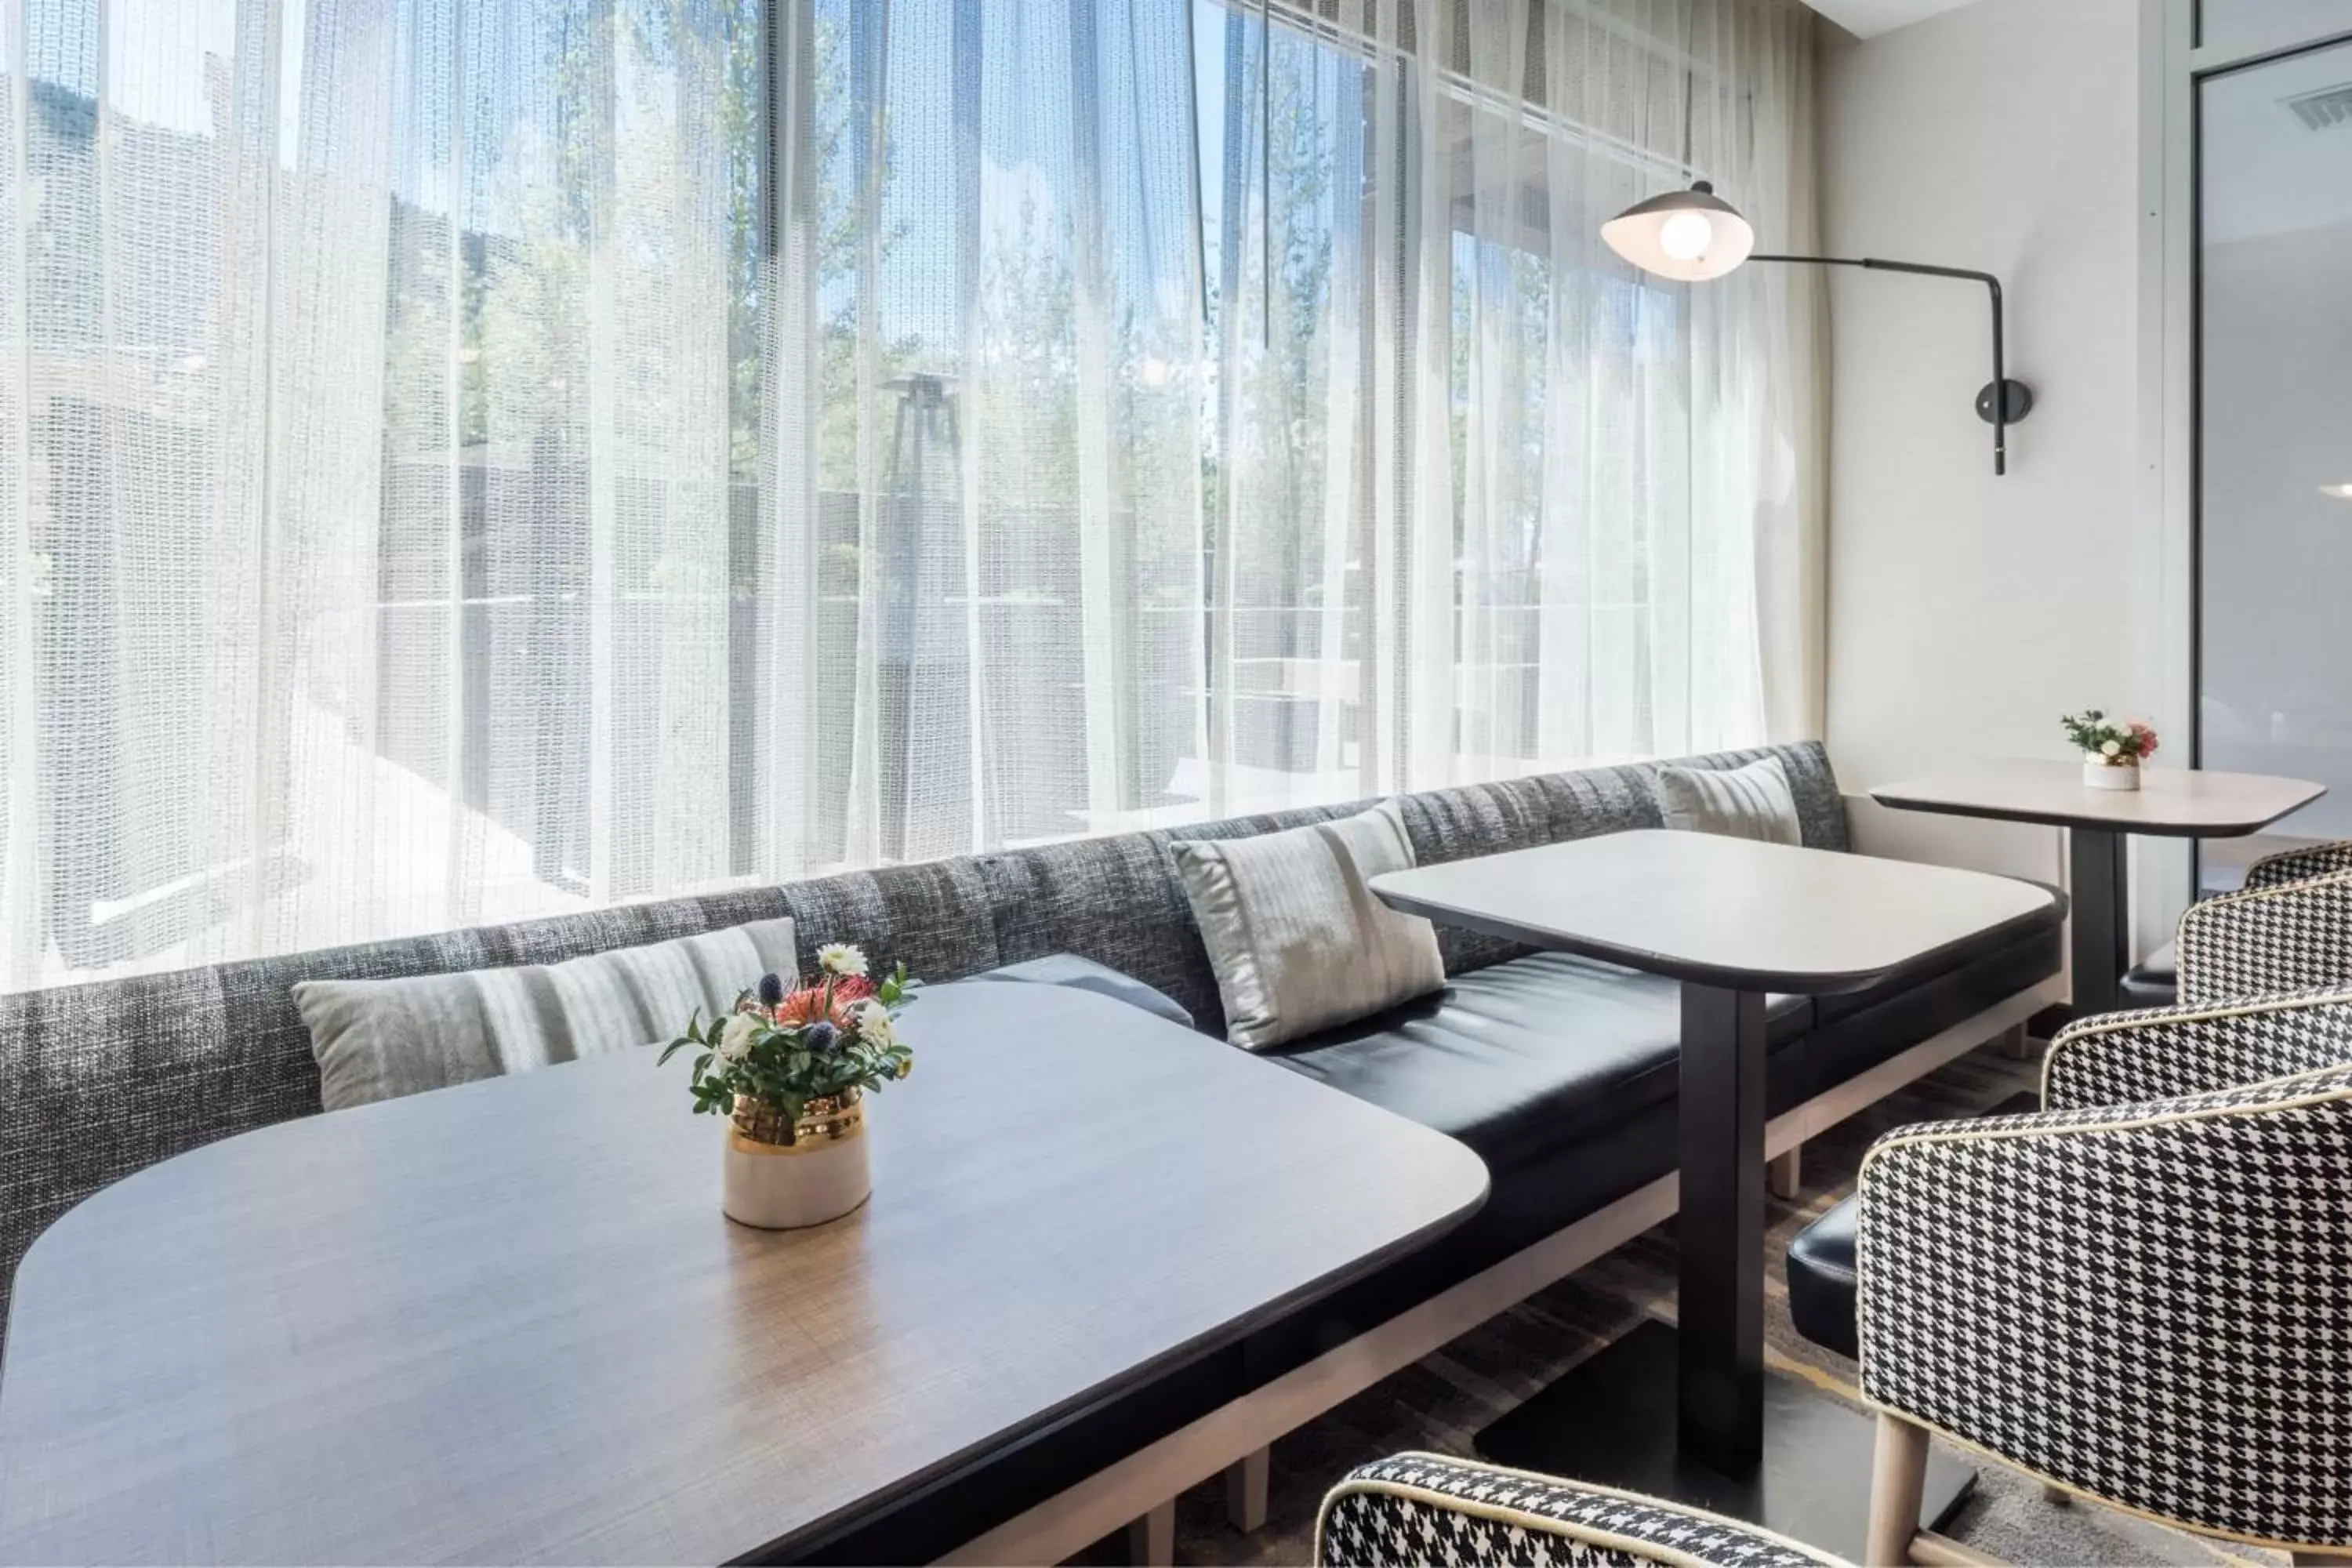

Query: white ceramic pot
[2082,755,2141,791]
[723,1092,873,1229]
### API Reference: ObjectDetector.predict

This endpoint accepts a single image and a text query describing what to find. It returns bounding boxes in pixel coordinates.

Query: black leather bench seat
[1268,951,1811,1176]
[1264,904,2061,1289]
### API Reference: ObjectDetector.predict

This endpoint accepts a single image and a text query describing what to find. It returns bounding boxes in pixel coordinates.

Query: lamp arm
[1749,253,2023,476]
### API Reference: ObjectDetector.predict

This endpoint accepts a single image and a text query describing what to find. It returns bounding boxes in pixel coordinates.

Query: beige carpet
[1087,1040,2282,1568]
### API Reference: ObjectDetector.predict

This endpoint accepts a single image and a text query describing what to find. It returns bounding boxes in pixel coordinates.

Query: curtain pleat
[0,0,1815,991]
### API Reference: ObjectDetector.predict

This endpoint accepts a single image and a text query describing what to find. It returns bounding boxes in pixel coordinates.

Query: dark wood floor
[1085,1039,2275,1567]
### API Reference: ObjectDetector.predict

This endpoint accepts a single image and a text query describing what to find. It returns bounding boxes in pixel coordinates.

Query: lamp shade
[1600,180,1755,282]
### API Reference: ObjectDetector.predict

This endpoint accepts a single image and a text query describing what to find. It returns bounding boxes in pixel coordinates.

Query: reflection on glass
[2198,38,2352,890]
[2201,1,2352,50]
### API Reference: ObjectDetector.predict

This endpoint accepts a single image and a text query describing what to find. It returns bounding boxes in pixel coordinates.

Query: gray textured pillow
[1173,800,1445,1052]
[296,916,798,1111]
[1654,754,1803,845]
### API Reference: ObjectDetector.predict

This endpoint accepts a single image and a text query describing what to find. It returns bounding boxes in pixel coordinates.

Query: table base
[1475,1320,1974,1563]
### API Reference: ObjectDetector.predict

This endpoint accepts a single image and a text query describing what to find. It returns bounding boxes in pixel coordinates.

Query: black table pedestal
[2068,826,2129,1017]
[1475,1321,1974,1565]
[1471,982,1973,1559]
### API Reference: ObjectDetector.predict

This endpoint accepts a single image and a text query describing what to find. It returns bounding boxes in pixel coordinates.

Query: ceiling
[1799,0,1983,39]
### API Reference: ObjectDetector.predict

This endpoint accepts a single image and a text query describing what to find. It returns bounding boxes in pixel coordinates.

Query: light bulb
[2322,483,2352,500]
[1657,210,1713,262]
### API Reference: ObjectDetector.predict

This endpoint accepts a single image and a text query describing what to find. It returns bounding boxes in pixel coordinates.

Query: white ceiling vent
[2283,82,2352,131]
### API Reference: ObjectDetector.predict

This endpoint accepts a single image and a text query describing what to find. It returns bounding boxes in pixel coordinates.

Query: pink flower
[772,985,855,1029]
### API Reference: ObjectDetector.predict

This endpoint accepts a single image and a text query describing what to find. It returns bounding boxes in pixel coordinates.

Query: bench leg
[1125,1500,1174,1566]
[1998,1022,2031,1060]
[1867,1412,1929,1566]
[1767,1144,1802,1200]
[1225,1446,1269,1534]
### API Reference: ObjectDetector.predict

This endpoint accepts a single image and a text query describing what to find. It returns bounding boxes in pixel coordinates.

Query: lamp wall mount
[1749,252,2032,477]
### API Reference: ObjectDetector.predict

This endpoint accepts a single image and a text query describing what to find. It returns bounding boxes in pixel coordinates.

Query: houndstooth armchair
[1854,986,2352,1563]
[1317,1452,1846,1568]
[2172,840,2352,1004]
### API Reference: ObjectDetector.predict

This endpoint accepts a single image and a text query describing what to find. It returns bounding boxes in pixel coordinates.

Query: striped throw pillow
[1653,755,1804,846]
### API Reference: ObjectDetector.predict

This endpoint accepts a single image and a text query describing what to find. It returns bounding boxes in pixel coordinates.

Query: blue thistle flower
[756,971,786,1008]
[802,1020,840,1054]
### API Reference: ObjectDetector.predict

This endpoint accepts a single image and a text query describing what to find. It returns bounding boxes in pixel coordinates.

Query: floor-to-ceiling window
[0,0,1817,990]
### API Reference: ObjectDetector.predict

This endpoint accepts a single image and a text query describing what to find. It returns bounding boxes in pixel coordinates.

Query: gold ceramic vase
[723,1090,872,1229]
[2081,753,2141,792]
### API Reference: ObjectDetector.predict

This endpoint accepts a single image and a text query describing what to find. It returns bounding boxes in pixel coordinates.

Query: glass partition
[2199,1,2352,52]
[2197,36,2352,889]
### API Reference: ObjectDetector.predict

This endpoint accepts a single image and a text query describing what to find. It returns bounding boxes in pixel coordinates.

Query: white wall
[1818,0,2146,919]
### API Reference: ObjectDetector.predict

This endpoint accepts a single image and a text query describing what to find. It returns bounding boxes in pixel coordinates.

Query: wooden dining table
[0,982,1489,1566]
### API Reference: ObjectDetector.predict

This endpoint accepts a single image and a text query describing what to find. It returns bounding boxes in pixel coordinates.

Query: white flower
[816,942,869,978]
[2101,739,2122,757]
[854,1000,896,1048]
[716,1011,760,1063]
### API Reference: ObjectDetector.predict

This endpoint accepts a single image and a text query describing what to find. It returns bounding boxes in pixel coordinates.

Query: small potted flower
[661,942,918,1229]
[2062,710,2159,792]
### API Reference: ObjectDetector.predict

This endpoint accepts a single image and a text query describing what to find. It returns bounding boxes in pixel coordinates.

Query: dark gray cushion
[972,955,1193,1029]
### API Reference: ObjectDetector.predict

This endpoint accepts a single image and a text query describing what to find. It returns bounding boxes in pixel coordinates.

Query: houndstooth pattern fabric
[2040,990,2352,1111]
[2174,874,2352,1005]
[2243,840,2352,891]
[1317,1454,1842,1568]
[1856,1062,2352,1548]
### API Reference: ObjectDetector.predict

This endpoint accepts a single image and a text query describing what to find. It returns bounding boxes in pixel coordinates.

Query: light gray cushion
[1172,800,1444,1052]
[1654,754,1803,846]
[295,917,799,1110]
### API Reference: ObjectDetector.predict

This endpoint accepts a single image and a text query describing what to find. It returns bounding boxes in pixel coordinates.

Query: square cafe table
[1372,829,2057,1555]
[1871,760,2325,1015]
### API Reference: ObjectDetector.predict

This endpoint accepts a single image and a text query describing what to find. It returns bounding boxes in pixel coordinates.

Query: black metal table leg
[1475,982,1973,1558]
[2067,826,2129,1018]
[1675,983,1767,1471]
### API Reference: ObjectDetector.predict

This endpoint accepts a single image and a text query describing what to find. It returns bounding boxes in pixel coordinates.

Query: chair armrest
[1316,1453,1840,1568]
[2038,989,2352,1110]
[2173,873,2352,1005]
[2243,839,2352,890]
[1854,1067,2352,1551]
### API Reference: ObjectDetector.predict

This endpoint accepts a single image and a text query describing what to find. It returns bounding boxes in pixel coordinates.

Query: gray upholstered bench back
[0,741,1842,1343]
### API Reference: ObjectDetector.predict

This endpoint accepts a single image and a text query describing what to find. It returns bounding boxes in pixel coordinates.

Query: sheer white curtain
[0,0,1815,990]
[0,0,779,987]
[764,0,1207,873]
[1203,0,1820,814]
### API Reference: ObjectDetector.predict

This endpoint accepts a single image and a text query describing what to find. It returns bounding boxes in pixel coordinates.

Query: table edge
[1372,876,2058,996]
[771,1129,1490,1560]
[1868,779,2328,838]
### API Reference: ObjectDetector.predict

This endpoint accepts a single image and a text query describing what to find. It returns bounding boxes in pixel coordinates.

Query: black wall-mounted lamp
[1602,180,2033,476]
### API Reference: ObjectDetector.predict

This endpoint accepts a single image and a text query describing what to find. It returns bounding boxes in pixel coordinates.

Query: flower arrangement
[2061,710,2160,766]
[659,942,918,1139]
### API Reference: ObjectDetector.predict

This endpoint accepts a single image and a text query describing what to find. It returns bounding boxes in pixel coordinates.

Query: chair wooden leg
[1998,1023,2031,1060]
[2288,1555,2352,1566]
[1868,1412,1929,1566]
[1768,1143,1802,1200]
[1125,1500,1174,1566]
[2039,1482,2070,1506]
[1224,1446,1269,1534]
